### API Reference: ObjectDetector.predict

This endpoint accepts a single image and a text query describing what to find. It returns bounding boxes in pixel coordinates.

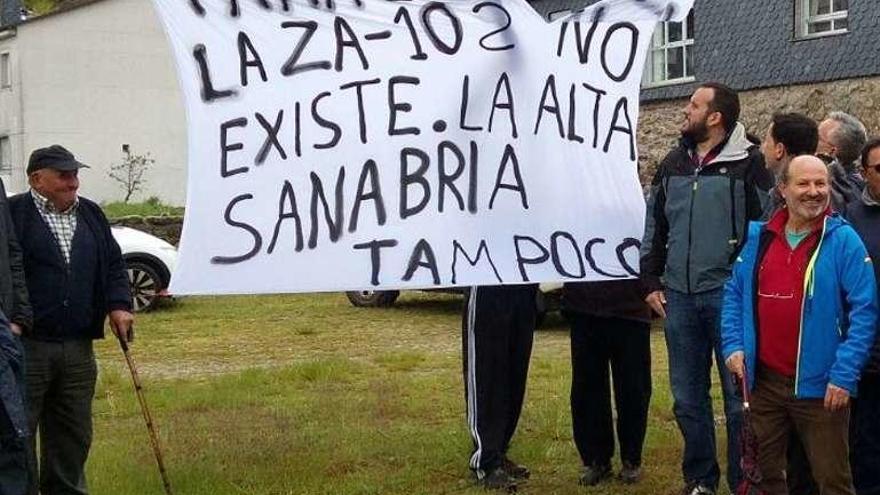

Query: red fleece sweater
[757,210,822,377]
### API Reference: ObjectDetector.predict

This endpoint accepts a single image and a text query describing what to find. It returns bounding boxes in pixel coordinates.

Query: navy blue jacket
[8,193,131,341]
[844,198,880,375]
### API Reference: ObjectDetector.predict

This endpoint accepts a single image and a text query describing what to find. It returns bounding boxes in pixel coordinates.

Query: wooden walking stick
[116,330,174,495]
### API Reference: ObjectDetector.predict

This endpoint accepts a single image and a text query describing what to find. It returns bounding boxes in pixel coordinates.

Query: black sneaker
[618,461,641,484]
[502,457,530,480]
[578,463,612,486]
[481,466,518,491]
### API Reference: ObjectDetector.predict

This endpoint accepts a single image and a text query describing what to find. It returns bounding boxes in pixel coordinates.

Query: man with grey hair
[818,111,868,211]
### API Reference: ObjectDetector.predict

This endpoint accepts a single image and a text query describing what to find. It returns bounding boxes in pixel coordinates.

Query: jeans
[665,288,743,492]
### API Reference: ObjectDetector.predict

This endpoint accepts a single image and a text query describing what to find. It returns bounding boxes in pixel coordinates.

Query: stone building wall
[636,76,880,185]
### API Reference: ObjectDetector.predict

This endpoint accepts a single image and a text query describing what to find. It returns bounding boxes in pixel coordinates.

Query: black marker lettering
[420,2,463,55]
[400,147,431,219]
[488,72,518,139]
[534,75,564,138]
[238,31,268,86]
[514,235,549,282]
[388,76,421,136]
[334,16,369,71]
[604,97,636,161]
[473,2,515,52]
[220,117,248,178]
[268,180,304,253]
[308,169,345,248]
[489,144,528,210]
[601,22,638,82]
[193,44,237,103]
[312,91,342,150]
[211,194,262,264]
[354,239,399,286]
[281,21,332,77]
[339,78,381,144]
[459,75,483,132]
[438,140,466,212]
[551,231,585,278]
[451,240,502,284]
[255,110,286,165]
[402,239,441,284]
[349,159,386,232]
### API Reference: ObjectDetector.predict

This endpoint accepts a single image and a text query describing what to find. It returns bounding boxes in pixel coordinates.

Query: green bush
[102,198,184,219]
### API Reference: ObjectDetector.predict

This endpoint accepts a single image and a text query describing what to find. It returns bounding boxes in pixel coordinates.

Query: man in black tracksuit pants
[462,284,537,490]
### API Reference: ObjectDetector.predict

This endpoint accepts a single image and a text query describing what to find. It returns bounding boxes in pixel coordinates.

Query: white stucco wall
[8,0,187,204]
[1,31,24,191]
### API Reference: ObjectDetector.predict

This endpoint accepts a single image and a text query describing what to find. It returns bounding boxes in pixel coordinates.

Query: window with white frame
[0,52,11,89]
[0,136,12,174]
[797,0,848,38]
[643,10,695,86]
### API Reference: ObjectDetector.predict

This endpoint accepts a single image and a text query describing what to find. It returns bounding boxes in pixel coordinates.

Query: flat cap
[27,145,90,175]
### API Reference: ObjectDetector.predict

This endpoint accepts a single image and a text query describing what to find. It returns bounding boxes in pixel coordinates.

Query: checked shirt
[30,189,79,264]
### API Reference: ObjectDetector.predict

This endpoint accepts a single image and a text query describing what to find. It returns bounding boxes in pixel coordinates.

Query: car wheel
[345,290,400,307]
[127,261,162,312]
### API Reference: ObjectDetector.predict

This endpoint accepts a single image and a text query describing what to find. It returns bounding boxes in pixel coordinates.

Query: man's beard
[682,120,710,144]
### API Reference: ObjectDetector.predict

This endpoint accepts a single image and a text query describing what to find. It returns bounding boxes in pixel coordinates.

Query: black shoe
[578,463,612,486]
[481,466,518,491]
[502,457,530,480]
[618,461,641,484]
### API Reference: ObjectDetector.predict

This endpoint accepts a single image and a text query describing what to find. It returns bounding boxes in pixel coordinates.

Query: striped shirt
[31,189,79,264]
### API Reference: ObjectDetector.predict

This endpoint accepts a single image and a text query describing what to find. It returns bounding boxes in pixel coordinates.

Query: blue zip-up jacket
[721,214,878,397]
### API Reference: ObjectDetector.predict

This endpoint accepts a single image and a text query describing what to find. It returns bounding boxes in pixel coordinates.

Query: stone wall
[637,76,880,185]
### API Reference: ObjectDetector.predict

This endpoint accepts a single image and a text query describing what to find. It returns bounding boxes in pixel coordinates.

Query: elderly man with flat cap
[8,145,133,495]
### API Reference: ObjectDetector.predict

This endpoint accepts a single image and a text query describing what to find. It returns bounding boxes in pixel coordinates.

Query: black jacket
[640,123,772,295]
[8,193,131,340]
[563,279,652,323]
[843,197,880,375]
[0,179,32,330]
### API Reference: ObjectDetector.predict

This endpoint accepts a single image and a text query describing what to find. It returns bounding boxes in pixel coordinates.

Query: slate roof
[530,0,880,102]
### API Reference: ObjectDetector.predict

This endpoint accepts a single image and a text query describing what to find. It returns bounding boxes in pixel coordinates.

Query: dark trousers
[787,435,818,495]
[569,313,651,468]
[751,368,854,495]
[462,285,536,477]
[664,288,743,492]
[23,339,97,495]
[1,324,27,495]
[851,374,880,495]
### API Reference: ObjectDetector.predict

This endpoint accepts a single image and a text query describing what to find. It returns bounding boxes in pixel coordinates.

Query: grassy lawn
[88,292,731,494]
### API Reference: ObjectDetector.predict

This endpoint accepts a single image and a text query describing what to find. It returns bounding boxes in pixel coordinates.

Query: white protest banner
[152,0,693,295]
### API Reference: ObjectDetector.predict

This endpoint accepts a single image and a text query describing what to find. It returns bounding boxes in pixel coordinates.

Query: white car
[111,226,178,312]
